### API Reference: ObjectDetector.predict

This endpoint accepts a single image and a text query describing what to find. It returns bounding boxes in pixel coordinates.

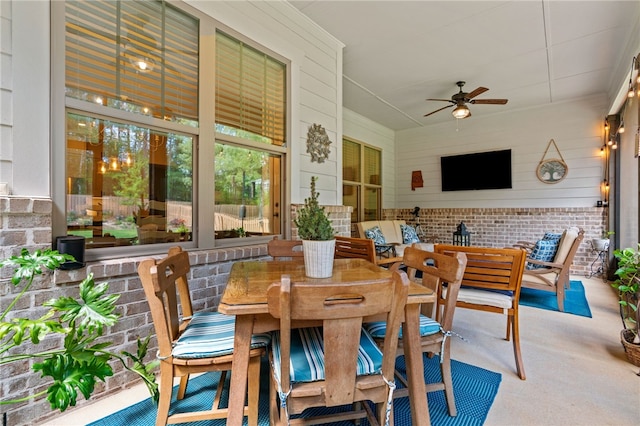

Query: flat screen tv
[441,149,512,191]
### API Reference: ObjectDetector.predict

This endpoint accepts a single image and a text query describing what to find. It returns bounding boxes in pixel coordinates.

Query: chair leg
[510,312,526,380]
[557,284,565,312]
[177,375,189,400]
[440,343,457,416]
[247,355,261,426]
[269,369,279,426]
[155,363,174,426]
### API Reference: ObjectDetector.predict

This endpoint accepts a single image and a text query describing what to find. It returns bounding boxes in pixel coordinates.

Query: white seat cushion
[456,287,513,310]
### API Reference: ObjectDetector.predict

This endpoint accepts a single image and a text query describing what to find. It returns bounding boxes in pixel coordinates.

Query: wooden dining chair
[334,235,377,263]
[266,270,409,425]
[267,236,304,260]
[434,244,528,380]
[138,246,270,426]
[364,246,467,416]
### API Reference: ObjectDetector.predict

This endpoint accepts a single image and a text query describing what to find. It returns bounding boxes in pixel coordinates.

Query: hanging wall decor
[306,124,332,163]
[411,170,424,191]
[536,139,568,184]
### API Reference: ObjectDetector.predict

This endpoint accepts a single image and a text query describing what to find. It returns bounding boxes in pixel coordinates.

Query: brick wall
[385,207,609,275]
[290,204,353,238]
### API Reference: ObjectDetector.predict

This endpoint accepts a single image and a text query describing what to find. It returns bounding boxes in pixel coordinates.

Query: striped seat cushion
[271,327,383,383]
[172,311,271,359]
[364,315,441,339]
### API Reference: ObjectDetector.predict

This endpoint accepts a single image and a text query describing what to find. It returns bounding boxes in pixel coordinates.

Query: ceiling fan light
[452,104,470,119]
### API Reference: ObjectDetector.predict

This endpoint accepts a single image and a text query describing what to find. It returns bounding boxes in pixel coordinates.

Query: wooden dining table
[218,258,434,426]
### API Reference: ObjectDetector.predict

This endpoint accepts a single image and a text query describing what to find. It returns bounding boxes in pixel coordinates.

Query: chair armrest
[514,241,535,251]
[377,256,403,267]
[524,257,562,270]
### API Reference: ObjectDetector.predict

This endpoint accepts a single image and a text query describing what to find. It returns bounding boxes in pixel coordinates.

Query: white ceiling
[290,1,640,130]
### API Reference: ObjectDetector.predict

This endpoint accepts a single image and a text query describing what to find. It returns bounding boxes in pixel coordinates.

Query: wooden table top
[219,258,434,316]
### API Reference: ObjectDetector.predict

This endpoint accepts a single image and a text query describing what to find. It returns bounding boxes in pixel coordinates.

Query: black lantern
[453,222,471,246]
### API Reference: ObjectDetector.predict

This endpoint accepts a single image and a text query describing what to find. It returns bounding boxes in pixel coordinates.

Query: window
[213,31,286,239]
[343,139,382,223]
[60,1,288,254]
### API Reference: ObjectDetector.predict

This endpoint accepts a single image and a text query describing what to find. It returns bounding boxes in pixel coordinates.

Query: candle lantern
[453,222,471,246]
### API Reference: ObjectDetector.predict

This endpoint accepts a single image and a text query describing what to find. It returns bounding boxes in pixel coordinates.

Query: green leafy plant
[612,244,640,343]
[600,230,615,239]
[294,176,335,241]
[0,249,159,412]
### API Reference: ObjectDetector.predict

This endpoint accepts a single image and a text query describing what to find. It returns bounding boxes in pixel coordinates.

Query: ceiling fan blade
[466,87,489,99]
[426,98,455,103]
[424,104,454,117]
[470,99,508,105]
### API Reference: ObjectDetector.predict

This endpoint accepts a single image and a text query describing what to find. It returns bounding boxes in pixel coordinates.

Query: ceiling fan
[424,81,508,119]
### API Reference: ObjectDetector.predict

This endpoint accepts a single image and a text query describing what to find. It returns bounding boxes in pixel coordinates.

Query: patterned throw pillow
[526,239,558,270]
[542,232,562,244]
[364,226,386,246]
[400,224,420,244]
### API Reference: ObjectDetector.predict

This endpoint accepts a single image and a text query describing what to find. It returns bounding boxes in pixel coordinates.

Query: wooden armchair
[138,246,270,426]
[365,246,467,416]
[434,244,528,380]
[266,270,409,425]
[519,227,585,312]
[267,236,304,260]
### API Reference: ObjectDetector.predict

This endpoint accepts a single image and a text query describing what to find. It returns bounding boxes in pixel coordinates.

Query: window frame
[51,0,291,260]
[342,137,382,223]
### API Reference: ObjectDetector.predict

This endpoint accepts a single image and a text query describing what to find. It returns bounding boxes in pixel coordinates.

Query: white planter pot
[302,239,336,278]
[591,238,610,251]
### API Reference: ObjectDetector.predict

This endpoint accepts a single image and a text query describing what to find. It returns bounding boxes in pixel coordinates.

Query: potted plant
[294,176,335,278]
[0,249,159,417]
[592,230,614,252]
[612,244,640,367]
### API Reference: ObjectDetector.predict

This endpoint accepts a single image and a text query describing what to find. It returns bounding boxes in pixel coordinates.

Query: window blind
[65,0,198,122]
[215,31,286,146]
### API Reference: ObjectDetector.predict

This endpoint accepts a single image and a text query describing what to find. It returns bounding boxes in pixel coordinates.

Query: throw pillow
[542,232,562,244]
[526,239,558,270]
[400,224,420,244]
[364,226,386,246]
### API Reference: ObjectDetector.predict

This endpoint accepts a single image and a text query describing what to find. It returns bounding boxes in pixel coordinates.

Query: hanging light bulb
[125,152,133,167]
[600,146,605,155]
[98,160,107,175]
[608,138,613,146]
[109,156,121,171]
[628,84,635,98]
[452,104,470,119]
[619,120,625,134]
[604,119,609,131]
[612,141,618,149]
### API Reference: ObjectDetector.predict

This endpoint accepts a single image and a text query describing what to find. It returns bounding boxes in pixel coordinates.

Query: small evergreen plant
[294,176,335,241]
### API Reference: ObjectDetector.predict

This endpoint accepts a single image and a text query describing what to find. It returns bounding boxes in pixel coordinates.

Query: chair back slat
[267,236,304,260]
[139,247,192,358]
[435,244,527,294]
[334,236,377,264]
[402,246,467,330]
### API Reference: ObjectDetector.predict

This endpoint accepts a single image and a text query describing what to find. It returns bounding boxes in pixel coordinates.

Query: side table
[585,239,609,280]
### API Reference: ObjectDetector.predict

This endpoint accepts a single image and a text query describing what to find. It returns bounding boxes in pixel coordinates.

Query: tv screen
[441,149,512,191]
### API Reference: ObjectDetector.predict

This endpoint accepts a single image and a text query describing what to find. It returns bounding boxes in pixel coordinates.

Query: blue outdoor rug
[519,280,592,317]
[89,354,501,426]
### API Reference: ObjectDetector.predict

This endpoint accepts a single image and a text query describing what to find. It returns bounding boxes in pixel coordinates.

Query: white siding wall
[0,0,11,193]
[395,95,608,208]
[343,108,396,209]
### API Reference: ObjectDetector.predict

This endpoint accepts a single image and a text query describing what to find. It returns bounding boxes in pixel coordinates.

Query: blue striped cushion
[172,311,271,359]
[364,315,441,339]
[271,327,383,383]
